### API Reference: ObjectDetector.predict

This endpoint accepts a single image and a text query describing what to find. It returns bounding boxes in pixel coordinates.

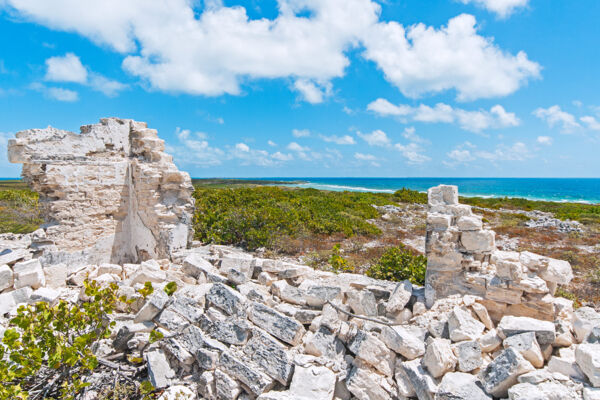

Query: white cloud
[581,116,600,131]
[47,87,78,102]
[357,129,391,147]
[354,152,376,161]
[368,98,519,133]
[533,105,581,133]
[402,127,429,144]
[235,142,250,152]
[362,14,540,101]
[287,142,310,152]
[292,129,311,138]
[173,128,224,167]
[271,151,293,161]
[5,2,539,102]
[319,134,355,145]
[267,140,277,147]
[447,148,475,162]
[458,0,529,18]
[394,142,431,164]
[446,140,532,165]
[43,52,127,96]
[536,136,553,145]
[88,73,128,97]
[45,53,87,83]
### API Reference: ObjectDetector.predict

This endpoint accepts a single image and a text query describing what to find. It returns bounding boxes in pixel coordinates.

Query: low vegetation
[366,245,427,285]
[0,181,42,234]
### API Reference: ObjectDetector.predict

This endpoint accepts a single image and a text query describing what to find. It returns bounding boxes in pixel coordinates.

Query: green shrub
[192,187,395,250]
[393,188,427,204]
[367,245,427,285]
[0,188,42,234]
[329,244,352,273]
[0,280,119,399]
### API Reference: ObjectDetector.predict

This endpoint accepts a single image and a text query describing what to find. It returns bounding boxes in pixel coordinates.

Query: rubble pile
[1,120,599,399]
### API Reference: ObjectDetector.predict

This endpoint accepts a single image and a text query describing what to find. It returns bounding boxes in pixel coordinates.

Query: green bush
[367,245,427,285]
[0,280,119,399]
[192,187,396,250]
[393,188,427,204]
[329,244,352,273]
[0,188,42,234]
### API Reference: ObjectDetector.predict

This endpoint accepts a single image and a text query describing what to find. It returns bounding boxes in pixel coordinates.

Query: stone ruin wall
[425,184,574,322]
[7,117,195,267]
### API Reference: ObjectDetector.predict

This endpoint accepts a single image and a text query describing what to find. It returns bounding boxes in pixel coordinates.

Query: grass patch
[0,183,42,234]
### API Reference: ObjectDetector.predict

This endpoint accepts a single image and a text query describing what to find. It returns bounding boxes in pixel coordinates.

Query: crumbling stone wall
[425,185,573,321]
[7,117,194,266]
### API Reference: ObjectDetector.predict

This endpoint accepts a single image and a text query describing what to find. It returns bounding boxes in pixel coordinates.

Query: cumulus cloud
[395,142,431,164]
[581,116,600,131]
[357,129,391,147]
[533,105,581,133]
[43,52,127,97]
[362,14,540,101]
[458,0,529,18]
[368,98,519,133]
[354,152,379,166]
[402,127,429,144]
[319,134,355,145]
[4,1,539,102]
[267,140,277,147]
[292,129,311,138]
[47,87,78,102]
[45,53,87,83]
[536,136,553,145]
[445,140,532,165]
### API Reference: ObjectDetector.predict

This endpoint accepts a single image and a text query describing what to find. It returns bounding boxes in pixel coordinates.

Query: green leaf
[163,282,178,296]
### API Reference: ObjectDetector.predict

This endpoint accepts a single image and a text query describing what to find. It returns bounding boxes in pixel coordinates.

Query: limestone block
[157,385,196,400]
[380,325,425,360]
[480,347,535,398]
[573,307,600,343]
[547,355,587,381]
[218,351,275,396]
[0,249,29,266]
[345,289,377,316]
[503,332,544,368]
[401,358,438,400]
[428,185,459,207]
[206,283,245,317]
[304,325,345,360]
[479,329,502,353]
[453,340,482,372]
[346,365,391,400]
[13,259,45,289]
[436,372,491,400]
[0,265,13,291]
[471,302,494,330]
[386,279,412,314]
[519,251,548,271]
[497,315,556,345]
[145,349,175,389]
[448,306,485,342]
[134,290,169,323]
[271,280,306,306]
[508,381,580,400]
[584,387,600,400]
[427,213,452,231]
[540,258,573,284]
[298,282,342,307]
[586,326,600,344]
[461,230,495,253]
[576,343,600,387]
[244,328,294,385]
[348,330,395,377]
[196,348,218,370]
[423,338,457,378]
[215,369,242,400]
[395,359,416,398]
[248,302,305,346]
[457,215,483,231]
[30,287,60,304]
[43,263,68,289]
[287,365,336,400]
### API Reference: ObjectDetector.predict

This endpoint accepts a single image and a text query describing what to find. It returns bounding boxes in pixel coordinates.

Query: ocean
[251,178,600,204]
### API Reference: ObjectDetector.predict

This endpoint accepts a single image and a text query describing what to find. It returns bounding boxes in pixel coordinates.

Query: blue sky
[1,0,599,178]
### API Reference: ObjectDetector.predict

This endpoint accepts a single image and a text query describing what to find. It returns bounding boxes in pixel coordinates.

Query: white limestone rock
[386,279,412,313]
[503,331,544,368]
[145,349,176,389]
[453,340,482,372]
[158,385,196,400]
[13,259,45,289]
[573,307,600,343]
[480,347,535,398]
[423,338,457,378]
[0,265,13,292]
[43,263,68,289]
[402,358,438,400]
[584,387,600,400]
[348,330,395,377]
[346,365,392,400]
[471,302,494,330]
[457,215,483,231]
[448,306,485,342]
[248,302,305,346]
[436,372,491,400]
[479,329,502,353]
[287,365,336,400]
[345,289,377,316]
[380,325,425,360]
[576,343,600,387]
[497,315,556,345]
[541,258,573,285]
[461,230,495,253]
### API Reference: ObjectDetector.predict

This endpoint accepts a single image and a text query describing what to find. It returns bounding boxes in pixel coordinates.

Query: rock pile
[7,117,194,266]
[425,185,574,322]
[1,234,600,399]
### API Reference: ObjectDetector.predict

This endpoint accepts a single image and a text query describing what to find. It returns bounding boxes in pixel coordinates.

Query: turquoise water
[250,178,600,204]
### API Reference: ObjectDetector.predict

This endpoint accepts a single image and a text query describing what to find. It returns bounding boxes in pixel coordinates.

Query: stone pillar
[8,117,195,267]
[424,185,573,321]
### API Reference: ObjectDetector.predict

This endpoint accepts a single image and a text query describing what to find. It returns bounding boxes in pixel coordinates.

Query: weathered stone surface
[215,369,242,400]
[436,372,491,400]
[145,349,176,389]
[386,279,412,313]
[480,347,535,398]
[287,365,336,400]
[423,338,457,378]
[13,259,45,289]
[497,315,556,345]
[471,302,494,330]
[453,340,482,372]
[380,325,425,360]
[247,302,305,346]
[244,328,294,385]
[134,290,169,323]
[346,365,391,400]
[479,329,502,353]
[157,385,196,400]
[448,306,485,342]
[461,230,495,252]
[503,332,544,368]
[584,387,600,400]
[304,325,345,360]
[206,283,245,317]
[345,289,377,316]
[0,265,13,291]
[348,330,395,376]
[42,263,68,289]
[402,358,438,400]
[574,307,600,343]
[576,343,600,387]
[218,351,275,395]
[508,381,580,400]
[8,118,194,265]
